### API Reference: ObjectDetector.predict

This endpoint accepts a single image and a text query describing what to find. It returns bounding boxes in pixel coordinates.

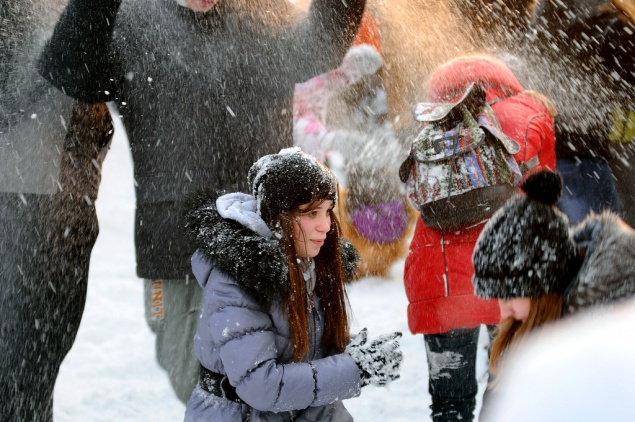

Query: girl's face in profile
[293,200,333,258]
[498,297,531,323]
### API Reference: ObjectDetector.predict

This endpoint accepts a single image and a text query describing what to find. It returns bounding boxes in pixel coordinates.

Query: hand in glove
[345,328,403,387]
[345,44,383,76]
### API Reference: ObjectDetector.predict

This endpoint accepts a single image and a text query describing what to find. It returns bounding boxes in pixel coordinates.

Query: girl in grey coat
[183,147,403,421]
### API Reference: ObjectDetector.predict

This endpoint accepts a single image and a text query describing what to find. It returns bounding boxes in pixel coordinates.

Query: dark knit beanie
[472,171,577,299]
[247,147,337,222]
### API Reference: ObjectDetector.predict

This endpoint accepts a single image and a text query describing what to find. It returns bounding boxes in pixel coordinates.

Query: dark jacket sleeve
[598,13,635,86]
[284,0,367,83]
[563,2,635,86]
[530,0,635,85]
[38,0,123,103]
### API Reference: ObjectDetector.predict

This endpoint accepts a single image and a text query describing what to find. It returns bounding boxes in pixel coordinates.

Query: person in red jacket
[403,54,556,422]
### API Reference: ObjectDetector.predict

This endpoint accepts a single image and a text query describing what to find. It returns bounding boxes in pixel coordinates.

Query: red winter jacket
[404,56,556,334]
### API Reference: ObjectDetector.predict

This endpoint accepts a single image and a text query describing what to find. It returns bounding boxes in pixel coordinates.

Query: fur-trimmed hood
[183,189,359,307]
[565,212,635,314]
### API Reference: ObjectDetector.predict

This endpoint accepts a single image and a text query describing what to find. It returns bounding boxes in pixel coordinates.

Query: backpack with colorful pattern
[399,83,523,231]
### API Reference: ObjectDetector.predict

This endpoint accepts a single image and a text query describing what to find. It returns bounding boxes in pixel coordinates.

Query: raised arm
[285,0,367,83]
[38,0,122,103]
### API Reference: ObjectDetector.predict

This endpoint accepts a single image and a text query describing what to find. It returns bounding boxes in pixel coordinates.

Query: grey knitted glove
[345,328,403,387]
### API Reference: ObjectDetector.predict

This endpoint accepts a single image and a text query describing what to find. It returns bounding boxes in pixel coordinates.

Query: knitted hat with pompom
[247,147,337,223]
[472,170,578,300]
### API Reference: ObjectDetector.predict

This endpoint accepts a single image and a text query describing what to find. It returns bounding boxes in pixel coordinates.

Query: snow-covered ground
[52,115,489,421]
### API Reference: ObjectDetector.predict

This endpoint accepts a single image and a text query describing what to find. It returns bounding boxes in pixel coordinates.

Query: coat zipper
[309,299,318,361]
[441,232,449,296]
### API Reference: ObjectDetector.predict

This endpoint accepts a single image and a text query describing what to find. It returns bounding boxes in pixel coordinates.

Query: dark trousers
[424,326,495,422]
[0,193,98,421]
[0,103,110,421]
[556,157,622,225]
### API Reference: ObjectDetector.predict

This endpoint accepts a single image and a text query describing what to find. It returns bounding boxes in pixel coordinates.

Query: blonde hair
[612,0,635,23]
[523,90,558,118]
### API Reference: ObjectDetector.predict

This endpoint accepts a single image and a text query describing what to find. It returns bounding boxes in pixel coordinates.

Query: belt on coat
[199,365,245,404]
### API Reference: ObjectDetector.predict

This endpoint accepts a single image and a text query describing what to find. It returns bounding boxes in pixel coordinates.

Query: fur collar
[565,213,635,313]
[184,189,358,307]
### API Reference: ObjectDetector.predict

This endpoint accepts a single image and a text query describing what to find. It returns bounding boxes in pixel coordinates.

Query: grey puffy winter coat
[184,192,362,421]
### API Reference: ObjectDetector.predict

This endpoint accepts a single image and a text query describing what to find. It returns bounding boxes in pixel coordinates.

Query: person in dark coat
[471,170,635,420]
[183,147,403,421]
[38,0,367,402]
[514,0,635,225]
[1,2,113,420]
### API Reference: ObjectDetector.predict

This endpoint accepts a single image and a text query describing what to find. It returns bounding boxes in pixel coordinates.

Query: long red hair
[489,294,563,387]
[273,199,351,362]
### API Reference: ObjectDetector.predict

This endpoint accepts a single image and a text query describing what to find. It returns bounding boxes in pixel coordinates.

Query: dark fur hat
[472,170,578,300]
[247,147,337,222]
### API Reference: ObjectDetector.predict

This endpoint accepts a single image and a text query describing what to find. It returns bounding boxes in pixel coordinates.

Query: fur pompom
[521,170,563,206]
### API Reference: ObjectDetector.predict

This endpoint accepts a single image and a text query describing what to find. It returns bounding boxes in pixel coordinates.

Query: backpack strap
[486,94,540,174]
[487,94,514,106]
[519,155,540,174]
[398,153,414,183]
